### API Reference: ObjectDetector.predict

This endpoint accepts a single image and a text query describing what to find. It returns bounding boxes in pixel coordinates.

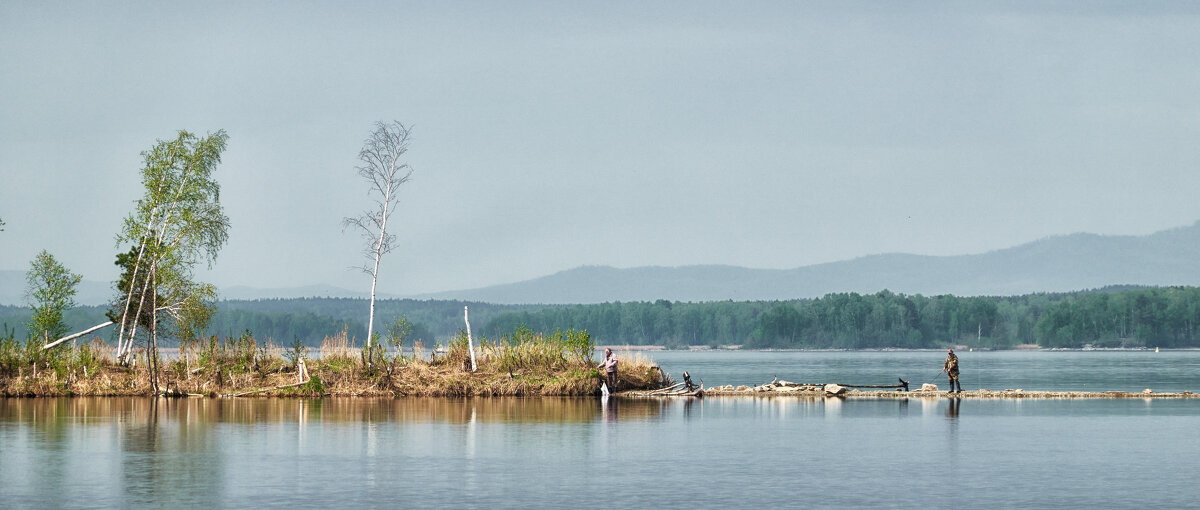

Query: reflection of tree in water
[116,398,223,508]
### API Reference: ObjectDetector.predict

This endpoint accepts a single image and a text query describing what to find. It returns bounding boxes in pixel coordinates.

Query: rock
[921,383,939,392]
[736,385,748,391]
[1143,388,1153,394]
[824,383,846,395]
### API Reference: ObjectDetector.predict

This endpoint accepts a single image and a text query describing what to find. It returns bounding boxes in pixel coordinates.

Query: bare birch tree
[343,121,414,365]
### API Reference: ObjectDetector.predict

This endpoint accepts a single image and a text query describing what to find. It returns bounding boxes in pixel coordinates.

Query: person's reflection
[683,397,695,419]
[898,398,909,418]
[946,397,961,419]
[601,395,617,422]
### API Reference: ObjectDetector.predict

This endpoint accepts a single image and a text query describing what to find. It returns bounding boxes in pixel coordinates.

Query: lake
[646,349,1200,392]
[3,350,1199,508]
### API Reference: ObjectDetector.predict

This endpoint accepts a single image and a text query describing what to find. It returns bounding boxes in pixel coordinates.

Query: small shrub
[284,338,308,367]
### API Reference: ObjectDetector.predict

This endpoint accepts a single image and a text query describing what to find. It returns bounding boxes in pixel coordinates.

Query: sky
[3,1,1200,298]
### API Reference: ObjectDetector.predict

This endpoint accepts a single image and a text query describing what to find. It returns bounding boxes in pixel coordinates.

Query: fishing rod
[924,369,947,386]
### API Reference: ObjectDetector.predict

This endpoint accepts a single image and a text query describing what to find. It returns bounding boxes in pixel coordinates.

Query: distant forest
[0,298,547,348]
[4,286,1200,349]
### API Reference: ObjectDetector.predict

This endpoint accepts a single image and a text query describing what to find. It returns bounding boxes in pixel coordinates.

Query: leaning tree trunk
[43,321,115,350]
[116,239,147,361]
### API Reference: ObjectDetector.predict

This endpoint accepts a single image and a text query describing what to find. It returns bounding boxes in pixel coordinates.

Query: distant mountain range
[5,221,1200,306]
[416,221,1200,304]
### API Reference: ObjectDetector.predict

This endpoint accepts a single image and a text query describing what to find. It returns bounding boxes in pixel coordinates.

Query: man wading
[943,348,962,393]
[598,348,618,391]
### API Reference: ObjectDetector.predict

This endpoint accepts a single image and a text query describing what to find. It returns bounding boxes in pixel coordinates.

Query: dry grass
[2,329,673,398]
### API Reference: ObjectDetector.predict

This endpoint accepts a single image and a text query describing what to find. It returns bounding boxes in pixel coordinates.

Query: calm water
[3,351,1200,509]
[646,349,1200,393]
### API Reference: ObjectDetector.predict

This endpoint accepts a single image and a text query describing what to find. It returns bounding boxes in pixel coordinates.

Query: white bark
[464,306,477,372]
[43,321,115,350]
[115,238,148,360]
[366,187,389,353]
[345,121,413,358]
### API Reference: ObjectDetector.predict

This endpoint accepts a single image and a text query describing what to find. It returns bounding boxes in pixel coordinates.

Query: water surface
[643,349,1200,392]
[4,351,1200,509]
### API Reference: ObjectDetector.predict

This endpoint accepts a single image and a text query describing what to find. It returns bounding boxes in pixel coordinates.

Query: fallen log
[774,378,910,392]
[834,378,910,392]
[652,382,687,393]
[224,380,311,397]
[43,321,115,350]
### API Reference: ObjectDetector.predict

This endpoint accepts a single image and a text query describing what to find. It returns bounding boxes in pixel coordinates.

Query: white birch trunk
[366,243,380,354]
[116,236,151,360]
[464,306,477,372]
[365,178,392,355]
[43,321,115,350]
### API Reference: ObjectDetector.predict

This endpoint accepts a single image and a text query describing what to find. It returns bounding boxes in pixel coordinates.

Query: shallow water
[642,349,1200,393]
[3,351,1200,509]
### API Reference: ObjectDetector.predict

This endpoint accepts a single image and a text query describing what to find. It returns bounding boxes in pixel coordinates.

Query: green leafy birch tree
[110,129,231,390]
[25,250,82,343]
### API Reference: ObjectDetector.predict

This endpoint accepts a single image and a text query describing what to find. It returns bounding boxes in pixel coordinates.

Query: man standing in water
[598,348,618,391]
[943,348,962,393]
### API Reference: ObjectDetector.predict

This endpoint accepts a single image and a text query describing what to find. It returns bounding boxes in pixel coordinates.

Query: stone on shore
[824,383,846,395]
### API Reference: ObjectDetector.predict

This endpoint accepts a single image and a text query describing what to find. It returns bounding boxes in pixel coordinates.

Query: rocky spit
[636,380,1200,399]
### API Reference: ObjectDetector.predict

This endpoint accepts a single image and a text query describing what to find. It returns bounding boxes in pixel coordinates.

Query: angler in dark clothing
[943,348,962,393]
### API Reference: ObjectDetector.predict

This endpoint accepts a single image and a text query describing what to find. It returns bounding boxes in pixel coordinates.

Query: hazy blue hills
[4,221,1200,306]
[416,221,1200,304]
[0,272,113,308]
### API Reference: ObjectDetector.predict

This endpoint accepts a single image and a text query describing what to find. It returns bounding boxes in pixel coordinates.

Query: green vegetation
[7,285,1200,353]
[486,286,1200,350]
[111,129,231,392]
[25,250,82,343]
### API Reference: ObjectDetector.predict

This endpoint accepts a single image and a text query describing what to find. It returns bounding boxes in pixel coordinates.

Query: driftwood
[629,386,705,397]
[225,380,311,397]
[632,377,706,397]
[774,378,910,392]
[837,378,910,392]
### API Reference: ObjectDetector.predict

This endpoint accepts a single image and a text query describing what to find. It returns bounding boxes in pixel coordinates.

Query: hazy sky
[3,2,1200,297]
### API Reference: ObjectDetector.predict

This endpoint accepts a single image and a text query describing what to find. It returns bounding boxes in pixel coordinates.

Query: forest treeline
[0,298,548,348]
[484,286,1200,349]
[4,286,1200,349]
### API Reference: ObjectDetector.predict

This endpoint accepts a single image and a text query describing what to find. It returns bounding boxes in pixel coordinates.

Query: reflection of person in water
[602,397,617,422]
[947,397,960,419]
